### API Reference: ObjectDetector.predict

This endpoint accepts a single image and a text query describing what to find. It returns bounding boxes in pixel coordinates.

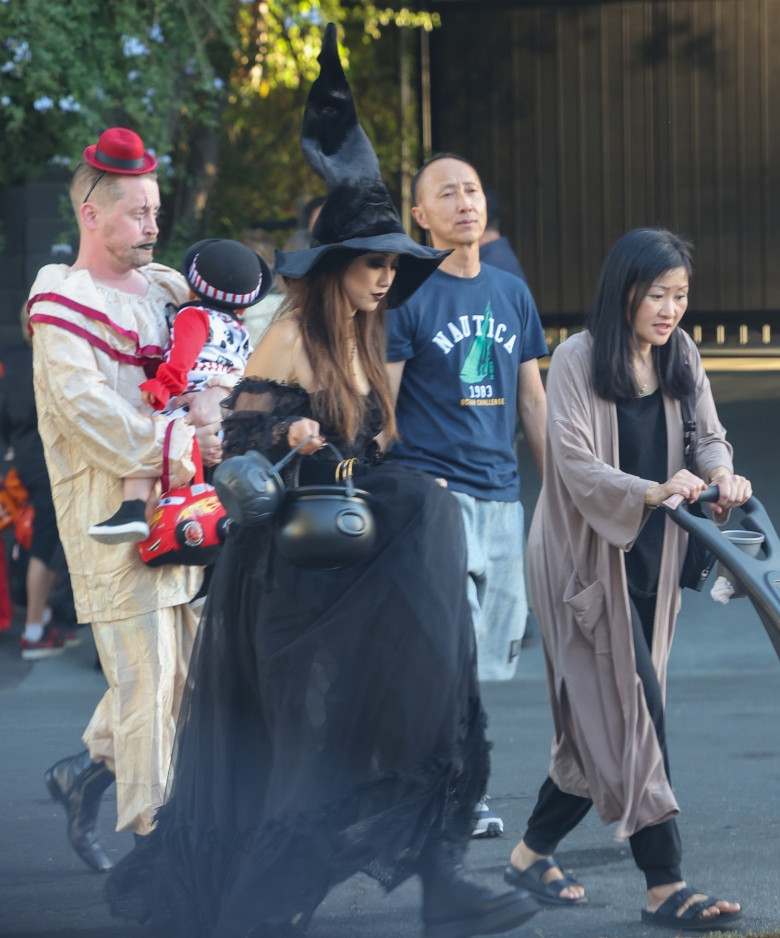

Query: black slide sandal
[641,885,743,931]
[503,857,587,906]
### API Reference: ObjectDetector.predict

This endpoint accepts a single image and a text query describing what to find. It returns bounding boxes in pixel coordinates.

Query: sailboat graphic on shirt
[459,301,495,384]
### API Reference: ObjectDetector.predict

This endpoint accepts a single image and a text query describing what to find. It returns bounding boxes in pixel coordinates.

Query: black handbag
[678,391,717,590]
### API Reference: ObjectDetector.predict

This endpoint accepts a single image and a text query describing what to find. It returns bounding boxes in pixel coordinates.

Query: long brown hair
[281,254,398,444]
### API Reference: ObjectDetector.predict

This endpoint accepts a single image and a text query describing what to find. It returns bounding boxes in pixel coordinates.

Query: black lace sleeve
[221,378,313,464]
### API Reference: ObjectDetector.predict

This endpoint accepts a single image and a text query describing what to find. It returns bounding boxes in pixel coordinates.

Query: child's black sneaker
[88,500,149,544]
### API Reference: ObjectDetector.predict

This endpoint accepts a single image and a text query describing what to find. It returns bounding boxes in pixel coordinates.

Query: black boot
[420,838,539,938]
[44,750,115,872]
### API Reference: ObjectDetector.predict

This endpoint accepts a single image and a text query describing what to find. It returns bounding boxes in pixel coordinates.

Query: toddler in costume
[88,238,272,544]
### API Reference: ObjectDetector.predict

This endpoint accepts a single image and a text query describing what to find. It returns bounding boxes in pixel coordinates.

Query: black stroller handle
[665,494,780,659]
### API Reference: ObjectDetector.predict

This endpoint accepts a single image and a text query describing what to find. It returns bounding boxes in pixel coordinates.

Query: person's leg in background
[20,555,59,656]
[20,490,77,658]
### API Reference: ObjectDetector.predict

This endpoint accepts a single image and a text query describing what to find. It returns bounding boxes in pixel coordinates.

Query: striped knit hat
[182,239,273,312]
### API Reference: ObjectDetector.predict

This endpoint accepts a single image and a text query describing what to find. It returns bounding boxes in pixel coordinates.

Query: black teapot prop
[212,437,307,527]
[275,443,375,570]
[213,438,375,570]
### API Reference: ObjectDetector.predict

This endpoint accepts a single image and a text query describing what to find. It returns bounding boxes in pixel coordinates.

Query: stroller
[666,488,780,659]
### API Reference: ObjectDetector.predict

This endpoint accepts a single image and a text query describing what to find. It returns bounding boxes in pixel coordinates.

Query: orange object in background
[0,468,28,532]
[13,503,34,552]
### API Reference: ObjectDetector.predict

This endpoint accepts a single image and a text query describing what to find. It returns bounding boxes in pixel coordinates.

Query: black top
[617,388,667,597]
[0,343,50,491]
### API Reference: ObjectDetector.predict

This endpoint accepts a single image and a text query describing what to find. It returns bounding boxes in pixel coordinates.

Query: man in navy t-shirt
[387,154,547,693]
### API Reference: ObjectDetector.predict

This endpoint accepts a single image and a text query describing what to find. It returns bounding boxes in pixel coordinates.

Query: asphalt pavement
[1,367,779,938]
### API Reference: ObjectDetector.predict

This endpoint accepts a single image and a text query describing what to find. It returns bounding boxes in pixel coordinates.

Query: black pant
[524,594,682,888]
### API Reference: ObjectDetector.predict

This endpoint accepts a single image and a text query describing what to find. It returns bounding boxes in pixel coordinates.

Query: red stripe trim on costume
[161,419,203,491]
[27,292,163,361]
[27,292,163,358]
[28,314,161,367]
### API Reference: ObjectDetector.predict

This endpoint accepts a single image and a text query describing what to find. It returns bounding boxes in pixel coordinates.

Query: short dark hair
[411,152,481,205]
[483,188,500,231]
[586,227,695,402]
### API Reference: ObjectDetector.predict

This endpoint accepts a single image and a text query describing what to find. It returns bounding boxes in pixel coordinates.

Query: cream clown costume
[28,261,202,836]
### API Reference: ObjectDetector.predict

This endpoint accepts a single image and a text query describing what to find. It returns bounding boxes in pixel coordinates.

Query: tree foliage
[0,0,438,257]
[0,0,235,186]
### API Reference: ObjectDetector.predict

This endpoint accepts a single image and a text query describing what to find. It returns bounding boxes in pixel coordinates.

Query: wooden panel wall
[428,0,780,320]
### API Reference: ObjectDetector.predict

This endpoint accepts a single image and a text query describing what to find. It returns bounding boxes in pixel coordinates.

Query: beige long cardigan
[528,329,733,839]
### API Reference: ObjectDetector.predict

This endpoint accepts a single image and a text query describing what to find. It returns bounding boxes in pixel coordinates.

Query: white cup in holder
[717,530,765,597]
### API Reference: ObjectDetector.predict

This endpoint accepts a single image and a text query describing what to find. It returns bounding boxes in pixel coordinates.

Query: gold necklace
[635,353,653,397]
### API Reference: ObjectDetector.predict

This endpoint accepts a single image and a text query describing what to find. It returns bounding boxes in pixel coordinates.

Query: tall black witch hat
[274,23,449,308]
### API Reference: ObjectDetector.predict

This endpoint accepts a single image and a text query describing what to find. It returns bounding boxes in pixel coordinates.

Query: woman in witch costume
[105,24,539,938]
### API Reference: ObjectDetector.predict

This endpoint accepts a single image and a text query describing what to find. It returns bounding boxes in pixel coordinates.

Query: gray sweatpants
[451,492,527,682]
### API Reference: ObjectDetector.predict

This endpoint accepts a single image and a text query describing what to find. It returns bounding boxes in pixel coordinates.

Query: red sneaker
[50,625,81,648]
[21,626,66,661]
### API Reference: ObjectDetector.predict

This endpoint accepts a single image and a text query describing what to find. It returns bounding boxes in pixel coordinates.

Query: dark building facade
[426,0,780,342]
[2,2,779,348]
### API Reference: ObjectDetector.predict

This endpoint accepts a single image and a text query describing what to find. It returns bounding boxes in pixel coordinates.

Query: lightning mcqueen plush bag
[138,422,229,567]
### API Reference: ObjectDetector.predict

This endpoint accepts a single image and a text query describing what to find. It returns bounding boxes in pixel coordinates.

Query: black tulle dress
[106,379,490,938]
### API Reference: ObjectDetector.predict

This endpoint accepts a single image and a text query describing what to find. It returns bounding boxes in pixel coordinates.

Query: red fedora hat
[83,127,157,175]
